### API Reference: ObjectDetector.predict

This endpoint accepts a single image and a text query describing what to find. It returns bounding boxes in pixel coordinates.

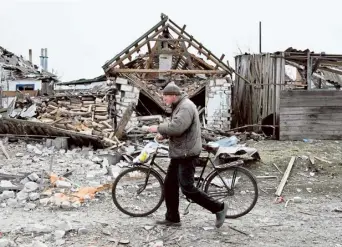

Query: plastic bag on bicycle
[133,142,159,164]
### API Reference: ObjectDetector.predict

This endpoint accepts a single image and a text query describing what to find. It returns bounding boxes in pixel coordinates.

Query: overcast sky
[0,0,341,81]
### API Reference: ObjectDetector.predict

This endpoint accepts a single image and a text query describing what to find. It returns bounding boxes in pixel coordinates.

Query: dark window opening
[16,84,35,91]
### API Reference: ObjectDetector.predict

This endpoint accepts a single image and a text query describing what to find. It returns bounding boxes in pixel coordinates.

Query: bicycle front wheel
[204,166,258,219]
[112,166,164,217]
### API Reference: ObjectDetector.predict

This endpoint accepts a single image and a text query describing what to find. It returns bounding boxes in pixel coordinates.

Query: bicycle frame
[138,143,243,194]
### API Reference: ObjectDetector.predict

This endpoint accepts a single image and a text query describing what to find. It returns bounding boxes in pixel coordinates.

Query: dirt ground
[1,139,342,247]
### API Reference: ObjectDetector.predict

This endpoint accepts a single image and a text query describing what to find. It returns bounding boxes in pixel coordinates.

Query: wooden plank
[279,134,342,141]
[0,141,10,159]
[280,113,342,120]
[275,156,296,197]
[115,103,134,140]
[281,120,342,127]
[281,90,342,97]
[280,106,342,115]
[280,98,342,108]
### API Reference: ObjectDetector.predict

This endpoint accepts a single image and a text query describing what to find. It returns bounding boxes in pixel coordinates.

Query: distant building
[0,47,58,108]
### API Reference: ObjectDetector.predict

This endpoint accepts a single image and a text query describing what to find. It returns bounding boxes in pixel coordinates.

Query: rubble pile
[0,139,135,211]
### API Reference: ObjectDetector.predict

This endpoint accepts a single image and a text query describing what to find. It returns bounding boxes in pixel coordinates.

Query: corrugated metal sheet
[321,70,342,85]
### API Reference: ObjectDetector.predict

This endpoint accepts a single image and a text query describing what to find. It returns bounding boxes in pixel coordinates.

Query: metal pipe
[44,48,48,70]
[40,48,44,70]
[259,21,262,53]
[29,49,32,63]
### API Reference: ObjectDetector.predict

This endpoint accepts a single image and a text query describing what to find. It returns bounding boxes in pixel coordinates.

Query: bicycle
[112,138,258,219]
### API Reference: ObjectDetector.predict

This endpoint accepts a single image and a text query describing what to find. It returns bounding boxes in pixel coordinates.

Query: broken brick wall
[205,78,232,130]
[114,77,140,129]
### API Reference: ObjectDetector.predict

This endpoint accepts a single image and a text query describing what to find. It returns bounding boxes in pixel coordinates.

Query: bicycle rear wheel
[112,166,164,217]
[204,166,258,219]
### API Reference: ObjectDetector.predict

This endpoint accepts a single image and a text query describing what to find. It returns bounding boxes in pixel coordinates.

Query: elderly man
[148,81,228,228]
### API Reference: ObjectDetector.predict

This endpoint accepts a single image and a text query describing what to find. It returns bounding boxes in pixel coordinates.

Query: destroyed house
[0,47,58,108]
[102,13,234,131]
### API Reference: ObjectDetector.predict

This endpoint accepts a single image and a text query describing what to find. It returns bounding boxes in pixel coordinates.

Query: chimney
[40,48,44,70]
[29,49,32,63]
[44,48,48,71]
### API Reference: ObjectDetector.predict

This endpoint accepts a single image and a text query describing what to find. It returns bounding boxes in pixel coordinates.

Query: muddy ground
[1,139,342,247]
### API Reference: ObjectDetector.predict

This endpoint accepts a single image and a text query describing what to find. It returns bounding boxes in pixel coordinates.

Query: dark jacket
[158,93,202,158]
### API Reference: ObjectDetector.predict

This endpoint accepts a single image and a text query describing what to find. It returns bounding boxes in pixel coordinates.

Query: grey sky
[1,0,340,81]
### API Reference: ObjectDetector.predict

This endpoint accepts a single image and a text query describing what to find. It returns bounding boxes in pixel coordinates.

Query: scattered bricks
[61,201,71,209]
[7,198,18,208]
[120,84,133,92]
[54,230,66,240]
[24,202,37,211]
[115,78,128,85]
[24,181,39,192]
[1,191,15,200]
[28,173,40,182]
[209,80,215,87]
[55,180,72,188]
[39,198,50,206]
[223,82,231,87]
[16,191,29,201]
[15,153,24,157]
[29,192,40,201]
[0,180,14,188]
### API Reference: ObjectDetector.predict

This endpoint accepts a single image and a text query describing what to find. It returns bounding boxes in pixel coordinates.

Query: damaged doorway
[135,92,165,116]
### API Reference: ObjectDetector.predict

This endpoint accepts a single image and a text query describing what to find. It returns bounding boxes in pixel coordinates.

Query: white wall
[1,96,15,108]
[54,81,105,91]
[1,79,41,91]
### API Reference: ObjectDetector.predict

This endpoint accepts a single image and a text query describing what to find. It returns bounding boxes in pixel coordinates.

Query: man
[148,81,228,228]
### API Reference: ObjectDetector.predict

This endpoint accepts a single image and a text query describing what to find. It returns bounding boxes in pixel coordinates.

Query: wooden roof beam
[168,18,232,73]
[105,25,169,73]
[111,68,227,74]
[103,15,168,70]
[167,24,231,74]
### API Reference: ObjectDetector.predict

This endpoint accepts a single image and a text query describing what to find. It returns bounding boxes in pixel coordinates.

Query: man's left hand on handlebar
[147,125,159,133]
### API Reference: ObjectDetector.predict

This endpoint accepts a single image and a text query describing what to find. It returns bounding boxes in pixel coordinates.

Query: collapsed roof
[102,13,233,109]
[0,46,57,81]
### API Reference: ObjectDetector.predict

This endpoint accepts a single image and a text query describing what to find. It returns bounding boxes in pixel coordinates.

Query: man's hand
[148,125,159,133]
[155,133,164,141]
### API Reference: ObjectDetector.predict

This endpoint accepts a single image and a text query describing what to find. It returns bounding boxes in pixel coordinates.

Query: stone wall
[205,78,232,130]
[114,77,140,129]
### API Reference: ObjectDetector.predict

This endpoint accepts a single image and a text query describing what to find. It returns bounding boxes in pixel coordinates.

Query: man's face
[163,94,177,106]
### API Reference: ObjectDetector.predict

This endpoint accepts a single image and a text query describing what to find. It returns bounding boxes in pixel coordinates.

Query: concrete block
[122,98,137,103]
[215,79,226,86]
[116,78,128,85]
[133,87,140,94]
[120,84,133,92]
[223,83,231,87]
[209,80,215,87]
[124,92,137,98]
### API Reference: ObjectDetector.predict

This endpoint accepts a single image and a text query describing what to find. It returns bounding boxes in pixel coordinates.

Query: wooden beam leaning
[275,156,296,197]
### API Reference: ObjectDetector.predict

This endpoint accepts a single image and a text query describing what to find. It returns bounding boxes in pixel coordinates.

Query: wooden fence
[233,53,285,131]
[280,90,342,140]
